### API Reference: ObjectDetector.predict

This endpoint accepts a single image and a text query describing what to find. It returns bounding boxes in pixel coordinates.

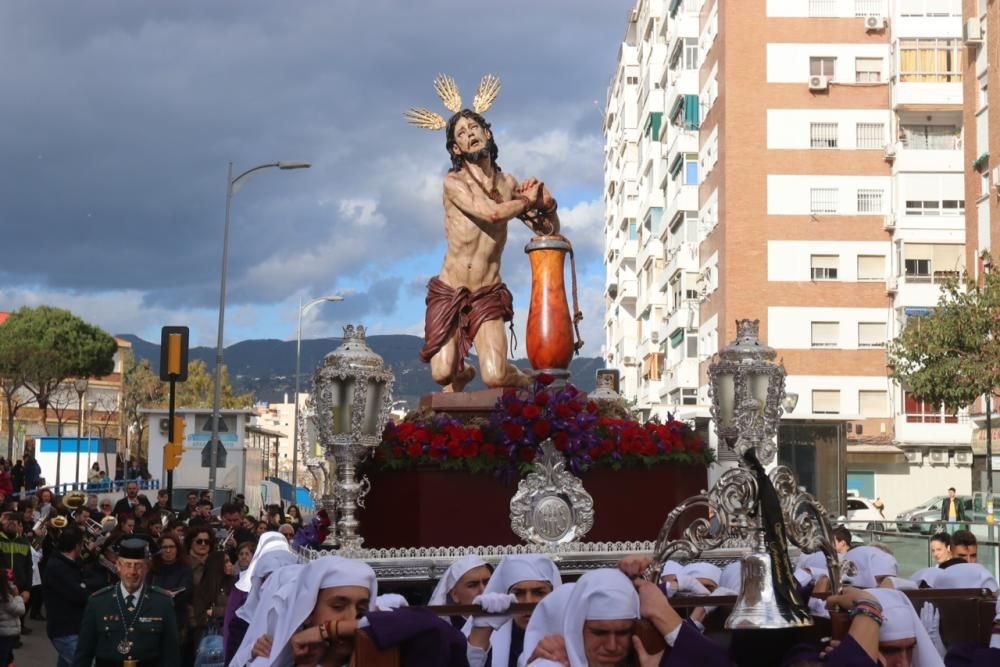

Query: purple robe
[944,643,1000,667]
[365,607,470,667]
[662,621,734,667]
[223,587,249,665]
[782,635,878,666]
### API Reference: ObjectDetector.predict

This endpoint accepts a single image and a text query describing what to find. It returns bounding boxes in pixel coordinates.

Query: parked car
[844,497,887,531]
[896,495,974,534]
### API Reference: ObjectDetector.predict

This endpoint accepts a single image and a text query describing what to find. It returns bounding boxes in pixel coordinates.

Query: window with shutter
[813,390,840,414]
[859,391,887,418]
[811,322,839,348]
[857,255,885,281]
[858,322,886,348]
[810,255,839,280]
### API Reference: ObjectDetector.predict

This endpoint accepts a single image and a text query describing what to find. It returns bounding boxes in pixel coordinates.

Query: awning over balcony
[846,444,907,465]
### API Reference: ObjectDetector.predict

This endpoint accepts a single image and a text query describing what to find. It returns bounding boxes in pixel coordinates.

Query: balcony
[664,124,698,163]
[665,184,698,228]
[665,241,699,278]
[895,413,971,445]
[894,274,952,308]
[893,81,962,110]
[659,358,700,399]
[618,279,639,305]
[892,146,963,173]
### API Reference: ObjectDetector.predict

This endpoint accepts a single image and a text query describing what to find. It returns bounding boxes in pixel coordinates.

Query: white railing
[854,0,886,16]
[899,0,962,17]
[809,0,838,17]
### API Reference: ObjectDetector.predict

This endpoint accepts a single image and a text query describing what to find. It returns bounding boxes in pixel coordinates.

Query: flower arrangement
[376,374,713,479]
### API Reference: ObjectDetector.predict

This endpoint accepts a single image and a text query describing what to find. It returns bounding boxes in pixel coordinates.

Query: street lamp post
[73,378,88,490]
[293,295,344,492]
[208,160,311,494]
[86,400,96,478]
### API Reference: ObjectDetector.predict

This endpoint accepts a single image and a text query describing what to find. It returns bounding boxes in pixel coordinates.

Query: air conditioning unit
[883,144,896,162]
[955,451,972,465]
[651,331,660,343]
[158,418,170,434]
[864,15,887,31]
[964,18,983,45]
[904,450,923,464]
[992,166,1000,187]
[623,356,637,366]
[886,276,898,293]
[928,450,948,465]
[808,76,829,91]
[883,214,896,231]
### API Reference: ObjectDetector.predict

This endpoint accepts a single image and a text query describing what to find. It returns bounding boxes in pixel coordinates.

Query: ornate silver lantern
[645,319,842,630]
[311,325,394,552]
[707,319,787,464]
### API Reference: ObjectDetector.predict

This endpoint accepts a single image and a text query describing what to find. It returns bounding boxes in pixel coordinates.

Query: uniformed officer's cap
[115,535,156,560]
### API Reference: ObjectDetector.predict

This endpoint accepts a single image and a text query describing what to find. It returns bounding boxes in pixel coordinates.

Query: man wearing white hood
[225,533,297,663]
[429,554,492,629]
[868,587,945,667]
[467,554,561,666]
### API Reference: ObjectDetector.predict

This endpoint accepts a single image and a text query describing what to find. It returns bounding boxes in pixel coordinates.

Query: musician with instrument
[73,535,179,667]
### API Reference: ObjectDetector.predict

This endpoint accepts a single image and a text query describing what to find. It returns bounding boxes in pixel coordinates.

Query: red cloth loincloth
[419,277,514,372]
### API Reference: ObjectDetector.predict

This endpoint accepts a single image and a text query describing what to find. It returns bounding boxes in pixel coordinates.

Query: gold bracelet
[333,620,340,639]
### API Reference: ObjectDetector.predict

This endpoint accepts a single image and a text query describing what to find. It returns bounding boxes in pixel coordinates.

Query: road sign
[201,440,227,468]
[201,416,229,432]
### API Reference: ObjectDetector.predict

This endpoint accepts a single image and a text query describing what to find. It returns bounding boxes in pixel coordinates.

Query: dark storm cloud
[0,1,626,340]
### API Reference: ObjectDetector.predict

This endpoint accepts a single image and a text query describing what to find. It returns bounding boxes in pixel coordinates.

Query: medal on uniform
[117,639,134,655]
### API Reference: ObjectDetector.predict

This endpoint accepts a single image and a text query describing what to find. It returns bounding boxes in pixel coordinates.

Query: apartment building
[962,0,1000,491]
[604,0,972,514]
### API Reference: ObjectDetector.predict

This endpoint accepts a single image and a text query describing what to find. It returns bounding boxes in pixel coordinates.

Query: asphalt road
[13,615,58,665]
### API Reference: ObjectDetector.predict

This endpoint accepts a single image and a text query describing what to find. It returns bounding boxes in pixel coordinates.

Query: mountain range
[118,333,605,407]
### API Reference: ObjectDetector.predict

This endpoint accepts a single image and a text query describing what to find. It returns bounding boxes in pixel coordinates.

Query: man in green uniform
[73,536,179,667]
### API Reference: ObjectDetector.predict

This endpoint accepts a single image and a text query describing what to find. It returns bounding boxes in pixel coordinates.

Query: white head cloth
[235,533,290,593]
[797,550,839,572]
[720,561,742,592]
[844,546,898,588]
[516,583,576,667]
[429,554,489,605]
[232,564,304,667]
[236,549,299,623]
[869,588,945,667]
[660,560,684,579]
[248,556,377,667]
[682,562,722,586]
[561,569,640,667]
[479,555,561,667]
[935,563,999,592]
[910,567,941,588]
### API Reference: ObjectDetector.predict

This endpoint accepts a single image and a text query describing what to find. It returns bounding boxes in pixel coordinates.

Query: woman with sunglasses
[185,527,216,587]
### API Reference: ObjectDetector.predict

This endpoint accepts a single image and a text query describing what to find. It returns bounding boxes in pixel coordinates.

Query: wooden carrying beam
[355,630,400,667]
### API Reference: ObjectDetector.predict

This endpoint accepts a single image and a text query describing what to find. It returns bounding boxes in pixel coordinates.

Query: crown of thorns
[404,74,501,131]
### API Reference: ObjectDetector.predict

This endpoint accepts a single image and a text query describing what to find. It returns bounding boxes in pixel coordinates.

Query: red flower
[554,404,573,419]
[587,401,599,414]
[532,421,551,440]
[507,402,523,418]
[413,428,431,444]
[503,423,525,441]
[482,443,496,458]
[463,443,479,458]
[391,446,403,459]
[534,392,551,407]
[519,448,536,462]
[523,405,541,420]
[431,434,448,450]
[553,432,570,451]
[536,373,555,386]
[447,441,462,458]
[406,443,423,458]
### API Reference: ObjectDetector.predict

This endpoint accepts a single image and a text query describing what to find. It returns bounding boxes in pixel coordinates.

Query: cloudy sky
[0,1,628,357]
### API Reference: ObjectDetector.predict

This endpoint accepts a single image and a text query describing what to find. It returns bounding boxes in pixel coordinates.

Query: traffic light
[165,415,186,471]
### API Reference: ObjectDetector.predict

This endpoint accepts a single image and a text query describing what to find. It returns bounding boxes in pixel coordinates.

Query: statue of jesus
[407,76,560,392]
